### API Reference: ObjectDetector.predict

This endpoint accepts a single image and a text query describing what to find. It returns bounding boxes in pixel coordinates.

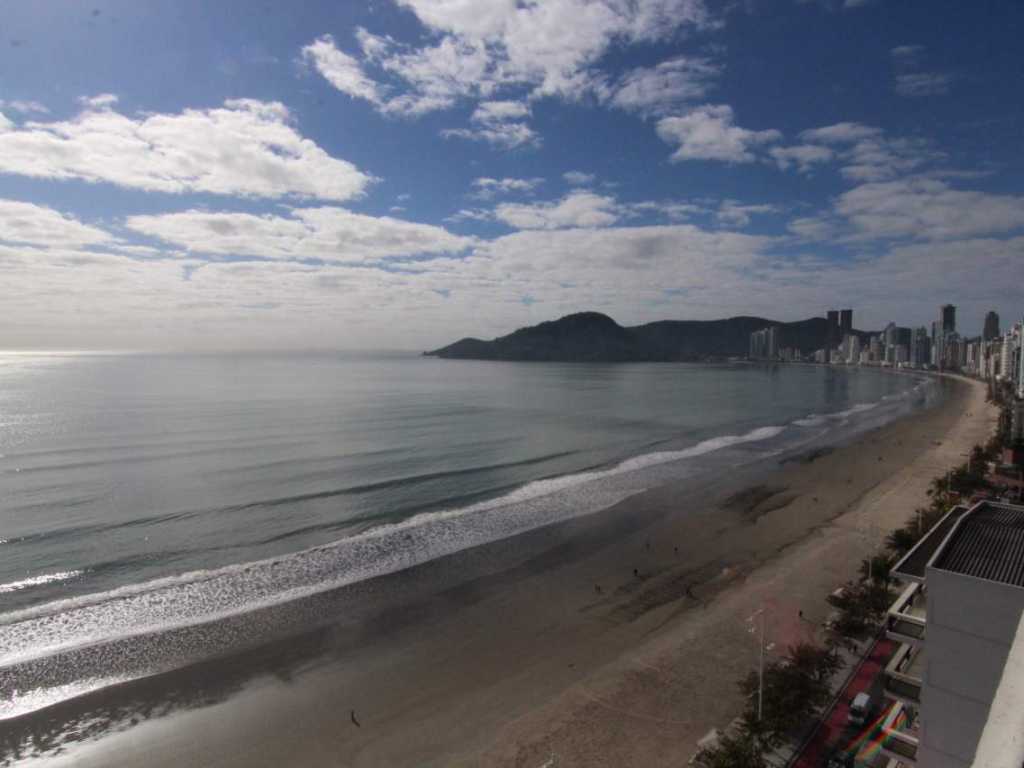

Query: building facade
[840,309,853,338]
[883,502,1024,767]
[984,311,1001,342]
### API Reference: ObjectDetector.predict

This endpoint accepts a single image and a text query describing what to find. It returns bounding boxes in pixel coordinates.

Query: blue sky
[1,0,1022,350]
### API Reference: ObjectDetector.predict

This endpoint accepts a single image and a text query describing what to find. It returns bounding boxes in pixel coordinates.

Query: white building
[999,332,1015,381]
[882,501,1024,767]
[845,334,861,364]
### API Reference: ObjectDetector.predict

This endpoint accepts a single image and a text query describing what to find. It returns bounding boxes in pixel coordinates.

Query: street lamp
[857,523,885,583]
[746,606,775,721]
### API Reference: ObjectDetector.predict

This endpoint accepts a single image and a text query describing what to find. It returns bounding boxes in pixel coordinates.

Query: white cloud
[626,200,705,221]
[787,215,836,241]
[472,176,544,198]
[894,72,952,97]
[608,56,720,115]
[78,93,119,109]
[445,208,493,223]
[9,196,1022,351]
[890,44,924,60]
[835,178,1024,241]
[563,171,596,186]
[797,123,935,181]
[6,221,1018,351]
[467,223,774,319]
[769,144,834,173]
[472,100,530,122]
[393,0,714,101]
[888,43,951,98]
[126,207,474,263]
[716,200,777,228]
[442,98,538,148]
[799,122,881,144]
[495,191,621,229]
[309,0,714,123]
[0,112,12,132]
[0,99,373,200]
[839,136,935,182]
[443,122,538,149]
[0,199,115,248]
[0,99,49,115]
[656,105,781,163]
[301,35,383,106]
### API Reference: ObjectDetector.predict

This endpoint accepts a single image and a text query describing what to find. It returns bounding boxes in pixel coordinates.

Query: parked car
[848,692,872,726]
[824,747,854,768]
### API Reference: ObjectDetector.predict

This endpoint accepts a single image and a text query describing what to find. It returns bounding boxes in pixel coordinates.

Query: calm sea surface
[0,352,935,719]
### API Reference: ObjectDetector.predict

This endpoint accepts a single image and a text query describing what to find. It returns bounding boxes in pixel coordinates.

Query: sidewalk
[789,636,897,767]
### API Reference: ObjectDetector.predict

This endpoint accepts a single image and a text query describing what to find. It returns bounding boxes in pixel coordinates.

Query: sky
[1,0,1022,350]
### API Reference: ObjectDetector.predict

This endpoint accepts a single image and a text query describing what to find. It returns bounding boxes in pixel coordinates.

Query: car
[848,692,872,726]
[824,747,855,768]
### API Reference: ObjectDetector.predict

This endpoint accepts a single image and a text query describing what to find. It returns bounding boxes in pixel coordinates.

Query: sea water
[0,352,935,719]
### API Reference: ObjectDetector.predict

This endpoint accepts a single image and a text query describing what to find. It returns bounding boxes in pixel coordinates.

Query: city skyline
[748,302,1022,394]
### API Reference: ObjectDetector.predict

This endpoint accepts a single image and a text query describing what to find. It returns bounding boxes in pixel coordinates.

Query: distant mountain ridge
[426,311,868,362]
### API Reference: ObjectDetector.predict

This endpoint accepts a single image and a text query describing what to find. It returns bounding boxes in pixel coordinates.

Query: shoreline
[6,375,994,767]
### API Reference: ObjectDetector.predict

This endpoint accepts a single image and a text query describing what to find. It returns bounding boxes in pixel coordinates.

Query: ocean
[0,352,936,722]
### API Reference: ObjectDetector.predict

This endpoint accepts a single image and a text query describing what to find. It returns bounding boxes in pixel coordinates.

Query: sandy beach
[16,374,995,768]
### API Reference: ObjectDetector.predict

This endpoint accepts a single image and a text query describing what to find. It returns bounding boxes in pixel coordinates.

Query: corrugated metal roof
[933,503,1024,587]
[891,505,970,582]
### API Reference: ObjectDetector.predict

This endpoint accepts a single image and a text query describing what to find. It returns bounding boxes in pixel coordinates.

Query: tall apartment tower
[940,304,956,334]
[839,309,853,337]
[826,310,840,349]
[983,311,1001,341]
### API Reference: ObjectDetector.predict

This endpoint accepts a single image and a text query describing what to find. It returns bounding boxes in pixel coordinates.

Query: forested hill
[426,312,866,362]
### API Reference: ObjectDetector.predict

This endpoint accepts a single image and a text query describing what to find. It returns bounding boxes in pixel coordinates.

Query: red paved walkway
[792,637,897,768]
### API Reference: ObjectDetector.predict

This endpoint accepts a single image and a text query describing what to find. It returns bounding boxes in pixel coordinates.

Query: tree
[826,580,892,646]
[694,729,767,768]
[858,554,892,585]
[885,526,918,556]
[738,643,838,747]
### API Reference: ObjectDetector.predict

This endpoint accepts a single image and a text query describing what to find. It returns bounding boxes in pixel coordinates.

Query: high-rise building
[881,501,1024,767]
[1017,325,1024,400]
[984,311,1001,341]
[910,327,930,367]
[826,310,840,350]
[869,335,882,362]
[839,309,853,337]
[1000,333,1015,381]
[748,326,778,360]
[844,334,861,364]
[883,322,897,349]
[933,318,948,370]
[940,304,956,334]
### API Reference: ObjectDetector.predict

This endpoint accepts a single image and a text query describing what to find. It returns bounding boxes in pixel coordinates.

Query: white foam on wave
[1,675,134,721]
[795,401,880,428]
[0,571,82,594]
[0,423,787,671]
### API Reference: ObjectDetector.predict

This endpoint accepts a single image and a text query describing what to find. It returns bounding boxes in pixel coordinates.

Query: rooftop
[891,505,970,582]
[933,502,1024,587]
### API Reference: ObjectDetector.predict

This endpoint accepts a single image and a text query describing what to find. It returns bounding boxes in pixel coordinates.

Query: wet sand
[20,375,995,768]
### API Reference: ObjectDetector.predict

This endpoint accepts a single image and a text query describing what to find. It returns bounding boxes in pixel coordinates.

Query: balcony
[880,701,919,765]
[883,642,924,707]
[886,581,926,647]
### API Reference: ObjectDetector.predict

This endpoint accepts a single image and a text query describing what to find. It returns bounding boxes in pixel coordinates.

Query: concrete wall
[920,567,1024,767]
[972,610,1024,768]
